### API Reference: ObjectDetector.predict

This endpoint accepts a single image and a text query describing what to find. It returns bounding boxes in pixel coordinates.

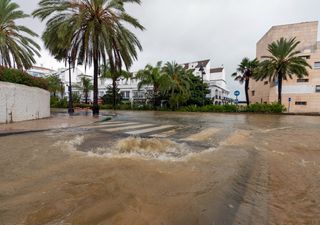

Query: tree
[101,62,132,109]
[0,0,40,70]
[46,74,64,97]
[256,37,311,104]
[33,0,144,115]
[186,74,211,106]
[136,61,163,108]
[232,58,259,106]
[102,85,122,106]
[161,62,191,109]
[75,76,93,104]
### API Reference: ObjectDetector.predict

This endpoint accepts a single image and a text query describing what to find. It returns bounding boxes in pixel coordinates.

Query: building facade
[28,59,230,105]
[250,21,320,113]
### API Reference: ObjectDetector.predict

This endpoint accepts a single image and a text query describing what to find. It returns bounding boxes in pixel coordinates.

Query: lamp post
[68,56,74,114]
[199,65,206,106]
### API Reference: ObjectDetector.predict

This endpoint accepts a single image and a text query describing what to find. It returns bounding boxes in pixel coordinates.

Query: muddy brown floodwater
[0,111,320,225]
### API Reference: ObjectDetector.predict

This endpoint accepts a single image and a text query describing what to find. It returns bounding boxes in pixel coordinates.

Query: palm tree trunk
[112,79,116,110]
[245,78,250,106]
[85,91,88,104]
[153,86,157,110]
[92,57,99,115]
[278,73,283,104]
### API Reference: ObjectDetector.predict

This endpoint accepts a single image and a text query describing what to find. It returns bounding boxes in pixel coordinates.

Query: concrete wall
[0,82,50,123]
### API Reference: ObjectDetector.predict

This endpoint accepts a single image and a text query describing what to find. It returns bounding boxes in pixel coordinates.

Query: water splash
[56,135,216,161]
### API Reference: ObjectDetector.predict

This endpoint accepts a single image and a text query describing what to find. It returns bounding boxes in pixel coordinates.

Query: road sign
[234,91,240,97]
[235,99,239,104]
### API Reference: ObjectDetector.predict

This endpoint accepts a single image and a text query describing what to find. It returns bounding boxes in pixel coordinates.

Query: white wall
[0,82,50,123]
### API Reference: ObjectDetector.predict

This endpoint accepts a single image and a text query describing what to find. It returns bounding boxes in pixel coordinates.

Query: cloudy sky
[15,0,320,100]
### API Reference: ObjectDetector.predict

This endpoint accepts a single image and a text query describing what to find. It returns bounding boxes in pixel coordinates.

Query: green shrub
[243,103,286,113]
[180,103,285,113]
[180,104,238,113]
[0,66,48,90]
[50,96,68,108]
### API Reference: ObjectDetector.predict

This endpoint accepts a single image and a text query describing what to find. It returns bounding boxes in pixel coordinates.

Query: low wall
[0,82,50,123]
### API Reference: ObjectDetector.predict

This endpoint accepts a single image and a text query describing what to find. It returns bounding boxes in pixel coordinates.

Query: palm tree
[100,62,132,109]
[33,0,144,115]
[0,0,40,70]
[161,62,191,109]
[46,74,63,97]
[136,61,163,108]
[75,76,93,104]
[256,37,311,104]
[232,58,259,106]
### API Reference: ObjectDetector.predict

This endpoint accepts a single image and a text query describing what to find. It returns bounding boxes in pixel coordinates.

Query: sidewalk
[0,112,101,136]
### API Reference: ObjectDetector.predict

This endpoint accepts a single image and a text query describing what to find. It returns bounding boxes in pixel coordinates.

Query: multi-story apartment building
[249,21,320,113]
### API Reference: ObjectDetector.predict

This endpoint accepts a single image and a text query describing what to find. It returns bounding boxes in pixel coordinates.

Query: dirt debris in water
[0,112,320,225]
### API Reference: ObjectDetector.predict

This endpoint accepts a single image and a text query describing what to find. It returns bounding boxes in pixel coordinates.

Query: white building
[97,59,230,105]
[28,59,230,105]
[27,66,55,78]
[182,59,230,105]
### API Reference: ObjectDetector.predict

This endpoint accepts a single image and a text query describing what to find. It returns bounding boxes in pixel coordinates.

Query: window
[295,101,307,106]
[133,91,145,99]
[316,85,320,93]
[264,81,269,85]
[297,79,309,83]
[251,90,255,96]
[121,91,130,99]
[301,55,310,60]
[314,62,320,69]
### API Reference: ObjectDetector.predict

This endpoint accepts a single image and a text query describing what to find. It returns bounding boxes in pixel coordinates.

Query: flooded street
[0,111,320,225]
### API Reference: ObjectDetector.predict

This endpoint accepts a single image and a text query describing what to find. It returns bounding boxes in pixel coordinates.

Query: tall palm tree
[232,57,259,106]
[75,76,93,104]
[161,62,191,109]
[33,0,144,115]
[0,0,40,70]
[136,61,163,108]
[256,37,311,104]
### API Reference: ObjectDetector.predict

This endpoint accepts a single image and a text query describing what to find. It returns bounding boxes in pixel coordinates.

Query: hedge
[180,103,286,113]
[0,66,48,90]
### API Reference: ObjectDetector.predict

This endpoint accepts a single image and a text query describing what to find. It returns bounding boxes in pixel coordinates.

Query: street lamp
[199,65,206,106]
[68,56,74,114]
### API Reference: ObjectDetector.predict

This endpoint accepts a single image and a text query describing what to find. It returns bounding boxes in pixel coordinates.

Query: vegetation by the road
[0,67,48,90]
[256,37,311,104]
[232,58,259,105]
[33,0,144,115]
[235,37,311,105]
[0,0,40,70]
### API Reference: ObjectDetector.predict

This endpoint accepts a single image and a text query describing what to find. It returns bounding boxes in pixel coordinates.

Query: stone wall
[0,82,50,123]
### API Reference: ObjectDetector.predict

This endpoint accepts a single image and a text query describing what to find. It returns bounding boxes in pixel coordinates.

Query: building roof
[210,67,224,73]
[183,59,210,69]
[30,66,55,72]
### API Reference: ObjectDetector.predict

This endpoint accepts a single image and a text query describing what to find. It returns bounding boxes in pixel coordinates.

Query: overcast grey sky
[15,0,320,100]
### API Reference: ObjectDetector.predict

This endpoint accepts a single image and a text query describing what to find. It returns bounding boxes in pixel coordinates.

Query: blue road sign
[234,91,240,97]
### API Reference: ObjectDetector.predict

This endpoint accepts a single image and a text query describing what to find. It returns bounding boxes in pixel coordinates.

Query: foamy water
[55,135,217,161]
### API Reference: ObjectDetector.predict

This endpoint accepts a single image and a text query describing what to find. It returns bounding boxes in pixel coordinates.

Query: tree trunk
[278,73,283,104]
[112,79,116,110]
[92,57,99,115]
[245,78,250,106]
[85,91,88,104]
